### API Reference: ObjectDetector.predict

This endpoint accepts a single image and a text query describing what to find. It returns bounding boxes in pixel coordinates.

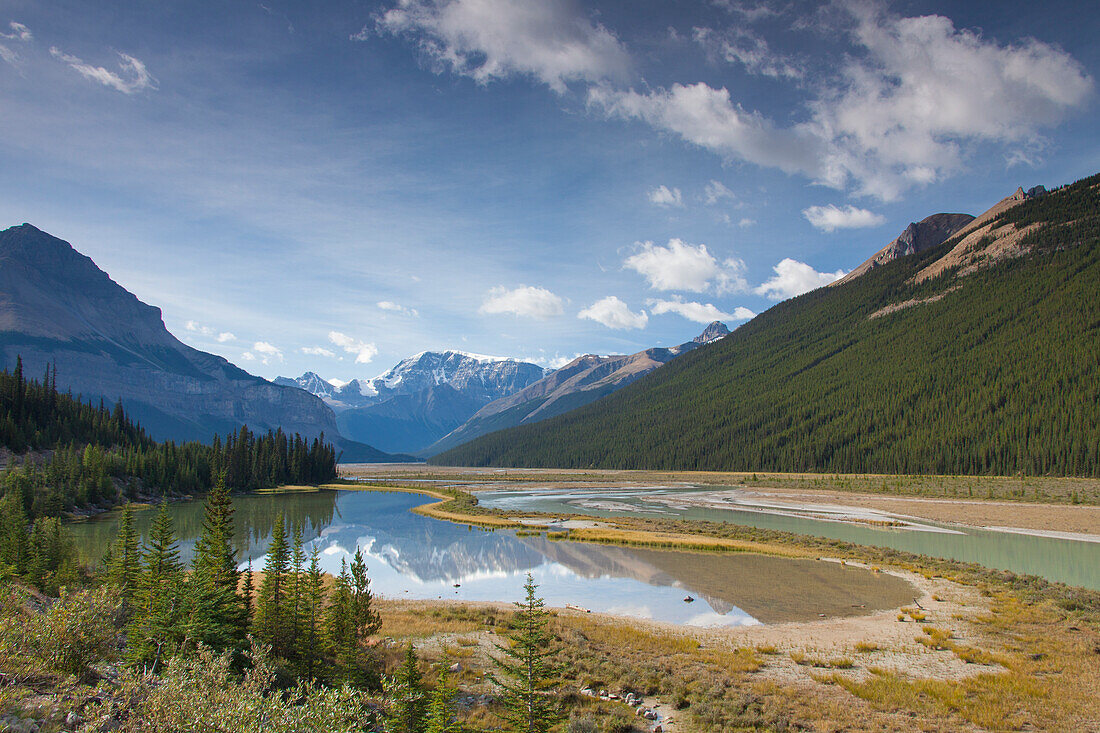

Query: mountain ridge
[425,321,731,455]
[430,174,1100,475]
[0,224,400,462]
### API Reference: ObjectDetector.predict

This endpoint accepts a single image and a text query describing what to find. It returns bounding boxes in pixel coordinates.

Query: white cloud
[703,180,736,205]
[802,204,885,232]
[738,217,756,228]
[479,285,564,318]
[328,331,379,364]
[375,0,632,94]
[0,22,32,42]
[648,296,754,324]
[0,21,32,64]
[241,351,255,361]
[810,6,1095,198]
[624,239,747,294]
[647,185,683,208]
[754,258,846,300]
[252,341,284,364]
[184,321,236,343]
[377,300,419,317]
[693,26,802,79]
[587,7,1092,200]
[49,47,156,94]
[578,296,648,330]
[301,346,337,358]
[588,82,825,179]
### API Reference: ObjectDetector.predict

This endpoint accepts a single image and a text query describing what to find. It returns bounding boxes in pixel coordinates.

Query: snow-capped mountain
[426,322,731,455]
[276,351,549,454]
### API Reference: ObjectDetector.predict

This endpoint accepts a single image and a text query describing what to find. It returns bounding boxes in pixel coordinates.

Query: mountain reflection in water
[70,489,914,627]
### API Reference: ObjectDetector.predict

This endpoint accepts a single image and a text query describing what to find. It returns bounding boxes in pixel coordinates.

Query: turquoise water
[66,489,912,627]
[476,486,1100,590]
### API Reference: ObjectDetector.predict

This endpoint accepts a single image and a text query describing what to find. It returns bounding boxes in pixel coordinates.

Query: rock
[448,662,461,673]
[65,711,84,726]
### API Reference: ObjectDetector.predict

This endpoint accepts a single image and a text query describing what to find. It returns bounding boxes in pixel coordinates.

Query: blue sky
[1,0,1097,382]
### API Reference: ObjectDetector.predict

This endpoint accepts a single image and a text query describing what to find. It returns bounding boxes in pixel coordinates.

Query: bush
[0,584,122,679]
[84,640,375,733]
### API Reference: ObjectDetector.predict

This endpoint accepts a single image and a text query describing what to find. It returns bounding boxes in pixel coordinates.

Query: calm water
[67,489,914,627]
[478,486,1100,590]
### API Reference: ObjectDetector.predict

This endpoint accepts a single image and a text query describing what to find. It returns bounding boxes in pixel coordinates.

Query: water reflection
[68,489,914,627]
[480,487,1100,590]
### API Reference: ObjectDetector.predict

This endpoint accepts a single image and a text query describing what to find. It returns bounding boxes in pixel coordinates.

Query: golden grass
[565,526,809,558]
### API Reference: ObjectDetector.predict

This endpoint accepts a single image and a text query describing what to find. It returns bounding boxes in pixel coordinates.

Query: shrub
[0,584,122,679]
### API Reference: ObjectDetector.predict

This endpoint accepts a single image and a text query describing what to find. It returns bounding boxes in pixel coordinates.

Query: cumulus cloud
[693,26,802,79]
[738,217,756,228]
[590,7,1093,200]
[647,185,683,208]
[624,239,747,294]
[374,0,632,94]
[578,296,648,330]
[301,346,337,358]
[754,258,846,300]
[50,47,157,94]
[377,300,419,317]
[810,5,1094,198]
[802,204,885,232]
[240,351,255,361]
[216,332,236,343]
[648,296,754,324]
[703,180,736,205]
[252,341,284,365]
[480,285,564,318]
[328,331,379,364]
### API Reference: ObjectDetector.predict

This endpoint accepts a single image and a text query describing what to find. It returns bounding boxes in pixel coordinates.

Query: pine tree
[186,474,245,652]
[287,523,307,667]
[0,490,30,574]
[255,511,290,656]
[490,574,561,733]
[127,502,184,670]
[300,547,327,681]
[385,644,427,733]
[108,503,141,603]
[350,547,382,637]
[425,657,464,733]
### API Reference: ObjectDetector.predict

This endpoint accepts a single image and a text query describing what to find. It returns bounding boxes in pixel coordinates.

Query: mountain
[273,371,340,401]
[430,173,1100,475]
[279,351,549,454]
[425,321,731,456]
[832,212,975,285]
[0,223,399,462]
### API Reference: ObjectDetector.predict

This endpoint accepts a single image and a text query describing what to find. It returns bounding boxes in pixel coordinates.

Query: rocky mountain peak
[833,212,975,286]
[693,321,731,343]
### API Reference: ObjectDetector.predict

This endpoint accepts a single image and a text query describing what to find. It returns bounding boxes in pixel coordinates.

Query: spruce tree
[490,574,561,733]
[425,657,464,733]
[385,644,427,733]
[255,511,290,656]
[107,503,141,603]
[0,490,30,575]
[287,523,306,666]
[350,547,382,637]
[186,474,245,652]
[127,502,184,670]
[300,547,327,681]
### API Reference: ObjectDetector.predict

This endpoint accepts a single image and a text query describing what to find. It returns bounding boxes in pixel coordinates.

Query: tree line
[0,359,337,522]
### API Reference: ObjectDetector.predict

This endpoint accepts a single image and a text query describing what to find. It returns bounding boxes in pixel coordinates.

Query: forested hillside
[0,359,337,522]
[433,173,1100,476]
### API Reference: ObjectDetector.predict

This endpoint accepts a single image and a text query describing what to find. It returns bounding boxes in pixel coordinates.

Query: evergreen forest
[433,173,1100,476]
